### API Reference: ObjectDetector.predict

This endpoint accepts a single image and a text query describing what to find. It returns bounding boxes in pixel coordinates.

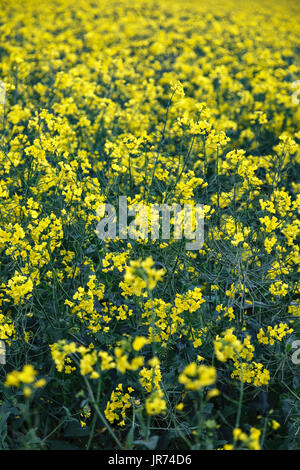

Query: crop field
[0,0,300,451]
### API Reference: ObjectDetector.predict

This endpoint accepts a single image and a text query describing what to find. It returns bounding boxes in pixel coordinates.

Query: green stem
[87,375,102,449]
[84,376,123,449]
[235,365,244,429]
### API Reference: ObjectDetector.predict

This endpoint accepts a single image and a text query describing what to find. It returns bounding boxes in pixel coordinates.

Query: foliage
[0,0,300,450]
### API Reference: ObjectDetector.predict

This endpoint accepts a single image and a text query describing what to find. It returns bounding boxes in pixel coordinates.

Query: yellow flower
[206,388,220,400]
[145,388,166,415]
[24,386,32,397]
[5,365,45,395]
[132,336,149,351]
[179,363,217,391]
[272,420,280,430]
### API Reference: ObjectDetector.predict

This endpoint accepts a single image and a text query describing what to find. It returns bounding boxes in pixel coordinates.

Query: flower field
[1,0,300,450]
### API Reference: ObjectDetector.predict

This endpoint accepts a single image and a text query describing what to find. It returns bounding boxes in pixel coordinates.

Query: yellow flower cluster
[174,288,205,314]
[145,388,167,416]
[214,328,254,363]
[5,365,46,397]
[1,0,300,450]
[120,256,165,297]
[105,384,137,426]
[233,427,261,450]
[139,357,162,393]
[231,362,270,387]
[257,323,294,345]
[179,363,217,391]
